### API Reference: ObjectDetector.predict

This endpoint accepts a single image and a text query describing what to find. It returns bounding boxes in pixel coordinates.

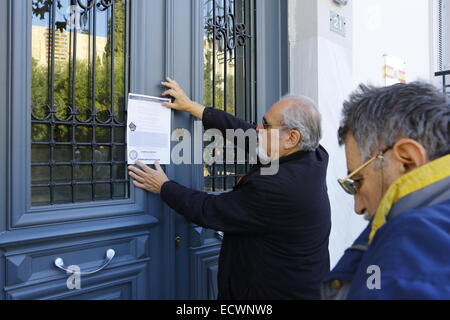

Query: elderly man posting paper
[128,78,331,300]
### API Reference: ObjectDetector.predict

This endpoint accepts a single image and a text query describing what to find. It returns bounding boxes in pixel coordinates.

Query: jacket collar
[236,148,322,188]
[259,146,320,168]
[369,154,450,244]
[279,149,313,164]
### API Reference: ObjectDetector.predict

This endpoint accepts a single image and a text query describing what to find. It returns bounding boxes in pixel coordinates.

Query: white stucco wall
[288,0,434,268]
[353,0,434,87]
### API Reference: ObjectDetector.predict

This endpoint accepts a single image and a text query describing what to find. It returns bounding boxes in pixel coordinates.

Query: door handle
[216,231,224,241]
[54,249,115,276]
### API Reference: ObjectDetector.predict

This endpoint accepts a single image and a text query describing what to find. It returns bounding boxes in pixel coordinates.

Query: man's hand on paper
[128,160,169,194]
[161,77,205,119]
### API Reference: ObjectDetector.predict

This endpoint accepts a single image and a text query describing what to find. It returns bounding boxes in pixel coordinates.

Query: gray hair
[338,82,450,161]
[280,95,322,151]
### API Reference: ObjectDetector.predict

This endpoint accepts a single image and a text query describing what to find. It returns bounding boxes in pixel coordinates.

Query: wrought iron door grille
[203,0,256,193]
[31,0,129,206]
[435,70,450,98]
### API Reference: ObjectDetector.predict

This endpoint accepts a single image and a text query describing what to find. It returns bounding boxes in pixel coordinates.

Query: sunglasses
[338,146,392,195]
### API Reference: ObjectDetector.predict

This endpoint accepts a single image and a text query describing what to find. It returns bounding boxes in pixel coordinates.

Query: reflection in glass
[114,126,125,143]
[75,146,93,162]
[96,126,111,143]
[55,105,72,121]
[32,124,51,142]
[54,125,71,142]
[214,178,224,193]
[54,145,72,162]
[226,176,235,188]
[95,146,111,162]
[32,166,51,185]
[31,0,129,206]
[75,165,92,182]
[95,184,111,200]
[203,0,254,192]
[96,165,111,180]
[54,186,73,204]
[112,146,125,162]
[112,164,125,180]
[74,184,93,203]
[53,166,72,183]
[32,187,51,206]
[75,126,93,142]
[113,183,126,198]
[32,105,51,120]
[204,178,213,193]
[32,145,51,163]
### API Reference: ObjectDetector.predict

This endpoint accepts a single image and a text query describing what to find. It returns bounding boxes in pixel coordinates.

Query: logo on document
[129,150,139,161]
[129,122,137,132]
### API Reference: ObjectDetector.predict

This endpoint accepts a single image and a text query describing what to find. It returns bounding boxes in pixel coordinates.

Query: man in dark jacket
[128,78,331,300]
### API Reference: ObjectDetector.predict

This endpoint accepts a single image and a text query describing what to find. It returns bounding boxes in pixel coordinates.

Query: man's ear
[391,139,428,173]
[285,130,302,150]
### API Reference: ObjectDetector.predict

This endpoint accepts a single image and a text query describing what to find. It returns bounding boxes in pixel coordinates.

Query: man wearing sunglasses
[322,82,450,299]
[128,78,332,300]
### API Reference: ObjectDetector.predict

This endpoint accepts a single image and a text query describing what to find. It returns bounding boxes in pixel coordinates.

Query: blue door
[0,0,288,300]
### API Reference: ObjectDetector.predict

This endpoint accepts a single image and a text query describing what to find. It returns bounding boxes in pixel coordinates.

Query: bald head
[272,95,322,151]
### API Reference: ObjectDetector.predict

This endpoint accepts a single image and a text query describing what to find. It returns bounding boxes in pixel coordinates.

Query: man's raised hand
[161,77,205,119]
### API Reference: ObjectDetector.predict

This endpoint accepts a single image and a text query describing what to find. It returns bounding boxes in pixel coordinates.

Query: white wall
[434,0,450,71]
[288,0,434,268]
[353,0,434,87]
[289,0,368,268]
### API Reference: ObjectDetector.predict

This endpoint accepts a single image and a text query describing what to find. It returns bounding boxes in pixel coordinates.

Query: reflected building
[32,25,108,66]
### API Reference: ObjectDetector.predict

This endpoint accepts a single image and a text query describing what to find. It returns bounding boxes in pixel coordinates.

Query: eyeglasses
[262,117,287,130]
[338,146,392,195]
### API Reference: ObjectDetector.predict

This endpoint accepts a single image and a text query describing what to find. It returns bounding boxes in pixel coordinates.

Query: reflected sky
[32,0,109,37]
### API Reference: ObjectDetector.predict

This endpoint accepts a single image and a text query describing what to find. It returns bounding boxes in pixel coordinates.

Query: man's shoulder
[361,200,450,276]
[286,145,329,169]
[348,202,450,299]
[281,146,329,180]
[249,146,328,180]
[380,199,450,241]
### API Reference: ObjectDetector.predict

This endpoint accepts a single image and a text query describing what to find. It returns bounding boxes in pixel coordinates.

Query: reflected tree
[32,0,126,135]
[31,0,129,205]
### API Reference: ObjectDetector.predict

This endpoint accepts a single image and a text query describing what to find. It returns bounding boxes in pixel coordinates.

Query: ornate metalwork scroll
[31,0,129,205]
[206,1,251,55]
[203,0,255,192]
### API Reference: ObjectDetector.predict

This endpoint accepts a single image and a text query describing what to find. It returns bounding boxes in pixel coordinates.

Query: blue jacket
[323,160,450,300]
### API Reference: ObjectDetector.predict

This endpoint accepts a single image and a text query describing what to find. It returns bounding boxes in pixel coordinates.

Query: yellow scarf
[369,154,450,244]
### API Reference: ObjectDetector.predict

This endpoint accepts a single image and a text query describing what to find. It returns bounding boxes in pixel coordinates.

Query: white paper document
[127,93,172,165]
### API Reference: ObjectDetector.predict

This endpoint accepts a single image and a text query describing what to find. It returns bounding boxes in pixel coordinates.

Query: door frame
[0,0,289,300]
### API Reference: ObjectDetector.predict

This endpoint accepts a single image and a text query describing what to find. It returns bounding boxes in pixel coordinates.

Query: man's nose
[354,194,368,216]
[256,123,263,132]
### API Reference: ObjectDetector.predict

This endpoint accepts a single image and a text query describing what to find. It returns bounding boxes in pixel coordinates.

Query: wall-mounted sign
[333,0,349,6]
[330,11,346,37]
[383,55,406,86]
